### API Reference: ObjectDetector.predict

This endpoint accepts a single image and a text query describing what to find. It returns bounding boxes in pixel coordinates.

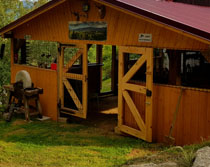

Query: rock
[158,162,178,167]
[193,146,210,167]
[129,162,178,167]
[129,163,157,167]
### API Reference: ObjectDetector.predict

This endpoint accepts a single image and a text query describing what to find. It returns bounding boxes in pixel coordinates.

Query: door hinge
[146,89,152,97]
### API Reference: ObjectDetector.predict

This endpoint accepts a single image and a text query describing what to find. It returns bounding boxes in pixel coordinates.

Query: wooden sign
[139,34,152,42]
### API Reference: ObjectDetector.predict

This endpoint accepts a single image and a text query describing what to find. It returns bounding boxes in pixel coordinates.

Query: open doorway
[87,45,118,128]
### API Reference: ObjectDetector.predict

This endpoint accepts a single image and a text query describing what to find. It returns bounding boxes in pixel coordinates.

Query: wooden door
[118,46,153,142]
[58,44,88,119]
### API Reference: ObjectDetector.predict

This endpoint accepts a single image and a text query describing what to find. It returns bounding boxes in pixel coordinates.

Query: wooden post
[96,45,103,90]
[82,44,88,119]
[145,48,153,142]
[118,48,124,128]
[111,46,118,95]
[57,44,62,120]
[58,44,64,110]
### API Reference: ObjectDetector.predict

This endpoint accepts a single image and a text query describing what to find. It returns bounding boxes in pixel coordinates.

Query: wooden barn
[0,0,210,145]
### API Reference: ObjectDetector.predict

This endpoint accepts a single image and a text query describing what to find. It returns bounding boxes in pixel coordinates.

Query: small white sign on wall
[139,34,152,42]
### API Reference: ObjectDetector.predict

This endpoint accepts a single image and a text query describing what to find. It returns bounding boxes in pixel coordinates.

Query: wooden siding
[13,0,209,50]
[11,65,58,121]
[124,83,210,145]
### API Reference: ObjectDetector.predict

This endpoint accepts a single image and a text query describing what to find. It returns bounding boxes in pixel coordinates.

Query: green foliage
[102,45,112,80]
[26,40,58,67]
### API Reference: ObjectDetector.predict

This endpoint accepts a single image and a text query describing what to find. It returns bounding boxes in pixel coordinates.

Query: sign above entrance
[139,34,152,43]
[69,21,107,41]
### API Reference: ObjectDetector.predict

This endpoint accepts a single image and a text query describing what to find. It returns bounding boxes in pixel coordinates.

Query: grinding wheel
[15,70,32,89]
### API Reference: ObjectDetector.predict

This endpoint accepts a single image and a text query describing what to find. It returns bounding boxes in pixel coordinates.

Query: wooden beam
[119,125,146,140]
[63,73,83,81]
[82,44,88,119]
[122,83,146,94]
[122,54,146,83]
[118,48,124,127]
[120,46,146,55]
[123,90,146,132]
[63,78,83,111]
[57,43,62,121]
[64,48,83,72]
[145,48,153,142]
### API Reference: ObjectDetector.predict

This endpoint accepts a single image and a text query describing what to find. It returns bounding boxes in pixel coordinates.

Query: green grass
[101,78,111,93]
[0,118,162,167]
[0,118,209,167]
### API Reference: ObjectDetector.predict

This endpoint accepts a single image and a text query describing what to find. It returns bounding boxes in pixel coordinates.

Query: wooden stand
[4,85,43,121]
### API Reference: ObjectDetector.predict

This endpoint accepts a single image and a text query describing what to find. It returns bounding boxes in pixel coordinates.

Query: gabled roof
[0,0,210,43]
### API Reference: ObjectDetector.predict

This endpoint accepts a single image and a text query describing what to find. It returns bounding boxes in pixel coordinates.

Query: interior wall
[12,0,209,50]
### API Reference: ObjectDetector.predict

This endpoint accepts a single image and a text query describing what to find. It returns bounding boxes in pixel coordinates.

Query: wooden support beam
[82,44,88,119]
[64,48,83,72]
[122,54,146,83]
[118,49,124,127]
[145,48,153,142]
[111,45,118,95]
[63,78,83,111]
[122,83,146,94]
[119,125,146,140]
[63,73,83,81]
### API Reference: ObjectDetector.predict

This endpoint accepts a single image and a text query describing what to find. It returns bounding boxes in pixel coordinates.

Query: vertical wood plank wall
[11,65,58,120]
[153,85,210,145]
[125,83,210,145]
[12,0,209,50]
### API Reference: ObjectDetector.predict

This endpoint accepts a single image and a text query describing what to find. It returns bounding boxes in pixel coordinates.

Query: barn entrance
[58,43,153,142]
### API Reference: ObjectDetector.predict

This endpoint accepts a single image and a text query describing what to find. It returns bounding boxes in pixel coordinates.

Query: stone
[193,146,210,167]
[158,162,178,167]
[129,163,157,167]
[129,162,178,167]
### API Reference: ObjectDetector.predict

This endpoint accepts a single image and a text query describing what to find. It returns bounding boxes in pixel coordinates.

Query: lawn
[0,117,209,167]
[101,78,111,93]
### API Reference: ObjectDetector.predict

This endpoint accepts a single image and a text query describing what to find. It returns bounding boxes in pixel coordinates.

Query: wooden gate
[118,46,153,142]
[58,44,88,119]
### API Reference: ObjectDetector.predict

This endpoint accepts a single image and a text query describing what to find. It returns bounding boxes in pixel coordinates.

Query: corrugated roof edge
[0,0,66,36]
[100,0,210,42]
